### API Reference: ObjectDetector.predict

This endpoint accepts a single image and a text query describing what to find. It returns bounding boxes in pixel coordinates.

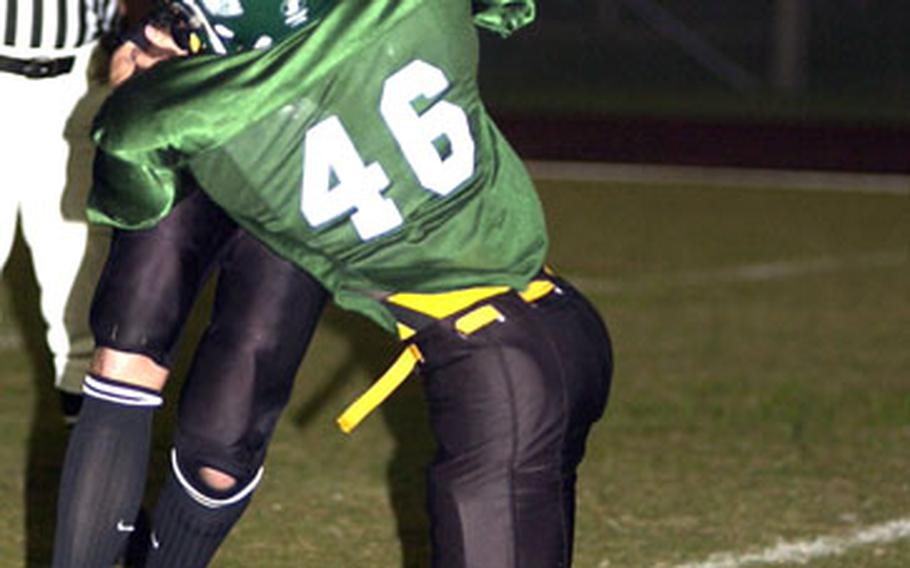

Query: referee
[0,0,121,423]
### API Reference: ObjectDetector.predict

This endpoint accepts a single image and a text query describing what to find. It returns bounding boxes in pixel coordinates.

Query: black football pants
[90,189,327,481]
[414,278,613,568]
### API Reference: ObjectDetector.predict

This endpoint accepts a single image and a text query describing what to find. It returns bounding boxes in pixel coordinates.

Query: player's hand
[109,24,188,87]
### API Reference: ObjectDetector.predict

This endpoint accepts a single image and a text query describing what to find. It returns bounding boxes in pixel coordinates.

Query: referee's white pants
[0,42,111,394]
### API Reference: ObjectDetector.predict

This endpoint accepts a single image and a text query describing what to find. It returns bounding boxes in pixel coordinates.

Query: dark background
[476,0,910,173]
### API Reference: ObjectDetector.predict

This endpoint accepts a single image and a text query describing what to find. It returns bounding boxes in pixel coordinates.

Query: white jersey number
[300,116,400,241]
[300,59,476,241]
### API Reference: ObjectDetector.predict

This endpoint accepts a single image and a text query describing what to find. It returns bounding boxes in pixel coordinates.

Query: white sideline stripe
[669,517,910,568]
[2,254,905,346]
[569,251,907,295]
[526,160,910,195]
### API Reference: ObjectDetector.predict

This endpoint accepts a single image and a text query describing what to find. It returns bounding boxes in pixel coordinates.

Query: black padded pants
[415,279,613,568]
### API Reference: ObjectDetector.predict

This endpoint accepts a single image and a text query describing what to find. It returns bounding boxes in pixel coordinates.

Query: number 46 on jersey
[299,59,476,241]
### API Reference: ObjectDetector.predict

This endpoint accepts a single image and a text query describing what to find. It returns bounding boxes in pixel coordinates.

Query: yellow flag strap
[454,304,504,335]
[518,279,556,303]
[336,274,559,434]
[336,344,424,434]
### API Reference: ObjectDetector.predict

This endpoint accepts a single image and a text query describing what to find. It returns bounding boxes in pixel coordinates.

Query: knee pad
[169,448,263,509]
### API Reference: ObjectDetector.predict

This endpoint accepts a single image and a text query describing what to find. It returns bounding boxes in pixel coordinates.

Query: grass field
[1,164,908,567]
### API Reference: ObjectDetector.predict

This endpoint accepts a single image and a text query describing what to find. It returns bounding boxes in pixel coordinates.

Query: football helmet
[164,0,336,55]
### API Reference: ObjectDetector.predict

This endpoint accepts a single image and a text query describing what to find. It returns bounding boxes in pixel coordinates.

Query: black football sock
[52,375,162,568]
[144,449,260,567]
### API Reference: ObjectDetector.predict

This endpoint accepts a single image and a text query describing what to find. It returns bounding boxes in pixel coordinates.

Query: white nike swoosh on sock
[116,520,135,532]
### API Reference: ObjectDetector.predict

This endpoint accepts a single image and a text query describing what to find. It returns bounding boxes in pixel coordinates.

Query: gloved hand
[109,23,188,87]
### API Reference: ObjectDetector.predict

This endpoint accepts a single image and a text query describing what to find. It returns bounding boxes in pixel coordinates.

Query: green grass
[1,172,908,567]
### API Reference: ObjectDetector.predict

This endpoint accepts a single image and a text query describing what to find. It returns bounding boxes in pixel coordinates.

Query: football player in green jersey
[55,0,614,566]
[51,4,333,568]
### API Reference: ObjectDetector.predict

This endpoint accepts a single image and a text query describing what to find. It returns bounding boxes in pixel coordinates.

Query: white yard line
[526,160,910,195]
[568,251,908,295]
[0,165,905,345]
[667,517,910,568]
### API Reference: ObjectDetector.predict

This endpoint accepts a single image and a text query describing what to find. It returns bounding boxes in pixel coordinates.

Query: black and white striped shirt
[1,0,118,54]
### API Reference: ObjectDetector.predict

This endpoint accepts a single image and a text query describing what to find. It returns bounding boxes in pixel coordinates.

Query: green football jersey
[91,0,544,332]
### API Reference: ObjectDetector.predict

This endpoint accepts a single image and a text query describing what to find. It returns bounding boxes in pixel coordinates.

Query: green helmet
[174,0,336,54]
